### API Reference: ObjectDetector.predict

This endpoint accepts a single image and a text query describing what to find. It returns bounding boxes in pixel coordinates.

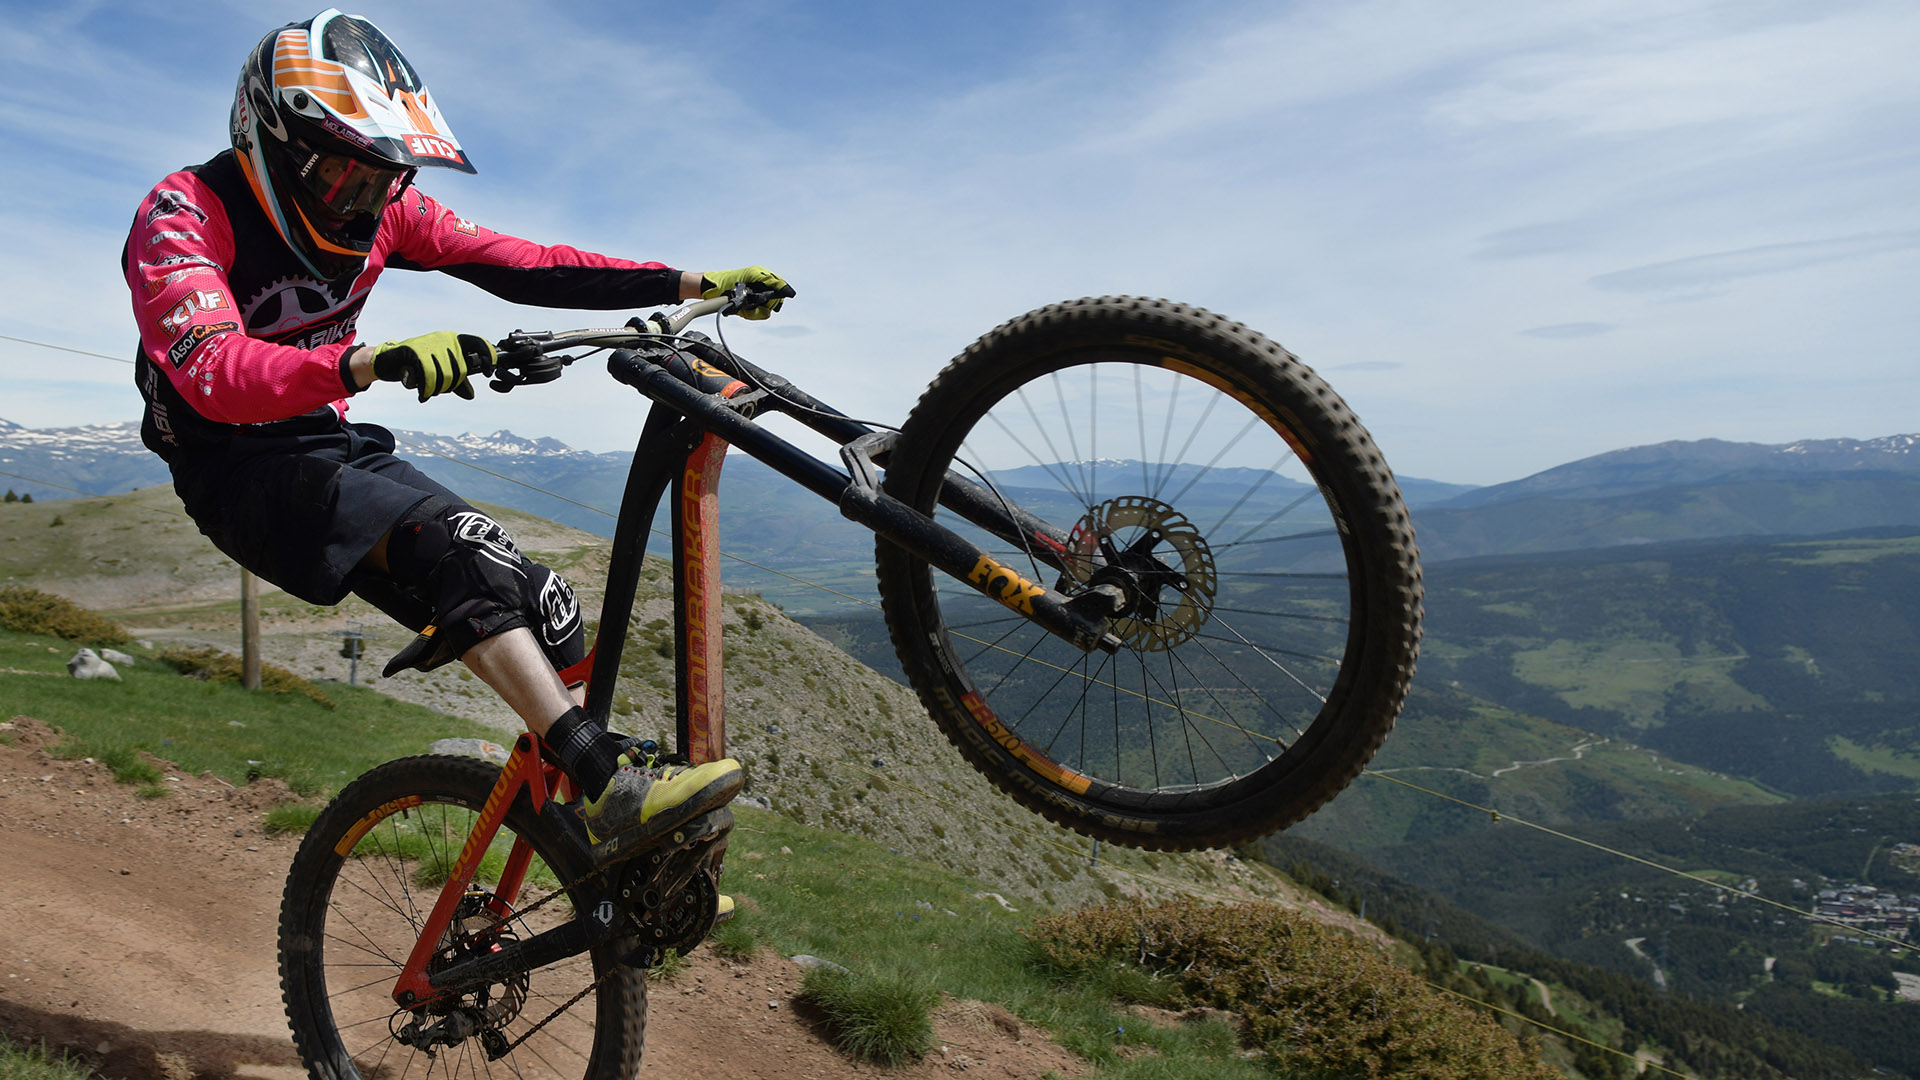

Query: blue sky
[1,0,1915,484]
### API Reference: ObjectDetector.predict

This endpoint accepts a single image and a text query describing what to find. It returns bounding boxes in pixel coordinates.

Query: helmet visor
[288,137,411,219]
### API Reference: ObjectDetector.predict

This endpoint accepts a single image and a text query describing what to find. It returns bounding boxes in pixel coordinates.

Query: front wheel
[876,297,1422,850]
[279,755,646,1080]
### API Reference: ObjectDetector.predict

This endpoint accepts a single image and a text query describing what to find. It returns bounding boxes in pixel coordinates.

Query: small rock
[768,999,780,1009]
[66,649,121,682]
[227,720,246,728]
[99,648,136,667]
[972,892,1019,913]
[430,737,510,764]
[789,954,851,975]
[234,828,245,837]
[779,845,792,856]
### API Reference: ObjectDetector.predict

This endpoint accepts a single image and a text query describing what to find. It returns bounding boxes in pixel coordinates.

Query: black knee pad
[380,497,585,675]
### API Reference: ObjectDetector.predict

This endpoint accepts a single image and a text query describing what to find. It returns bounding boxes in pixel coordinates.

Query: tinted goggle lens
[294,149,408,217]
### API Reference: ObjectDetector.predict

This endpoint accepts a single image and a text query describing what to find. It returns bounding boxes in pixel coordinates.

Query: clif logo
[157,289,230,336]
[406,133,461,162]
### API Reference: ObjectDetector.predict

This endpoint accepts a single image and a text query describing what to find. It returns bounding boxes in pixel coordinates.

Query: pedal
[614,810,733,967]
[591,805,733,869]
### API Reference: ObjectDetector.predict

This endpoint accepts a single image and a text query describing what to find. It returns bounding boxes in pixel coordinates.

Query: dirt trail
[0,717,1082,1080]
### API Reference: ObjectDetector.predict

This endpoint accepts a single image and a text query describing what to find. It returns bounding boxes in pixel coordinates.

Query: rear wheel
[279,755,646,1080]
[876,297,1422,850]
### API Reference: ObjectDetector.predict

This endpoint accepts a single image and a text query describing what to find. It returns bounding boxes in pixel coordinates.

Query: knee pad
[380,497,585,675]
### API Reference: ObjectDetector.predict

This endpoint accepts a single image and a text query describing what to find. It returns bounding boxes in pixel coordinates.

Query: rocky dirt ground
[0,716,1085,1080]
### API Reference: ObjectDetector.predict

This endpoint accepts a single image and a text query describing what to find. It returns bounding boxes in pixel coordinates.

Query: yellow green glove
[699,266,791,320]
[372,332,496,402]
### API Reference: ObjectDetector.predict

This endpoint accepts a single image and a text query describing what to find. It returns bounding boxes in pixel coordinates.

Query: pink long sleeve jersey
[125,149,680,458]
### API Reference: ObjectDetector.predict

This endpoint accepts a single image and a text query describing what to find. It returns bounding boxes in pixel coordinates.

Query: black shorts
[170,421,457,619]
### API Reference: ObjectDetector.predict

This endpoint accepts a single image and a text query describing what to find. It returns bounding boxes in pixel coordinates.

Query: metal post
[241,568,261,691]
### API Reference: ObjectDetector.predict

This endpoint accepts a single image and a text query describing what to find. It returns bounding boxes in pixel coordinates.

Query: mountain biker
[122,8,763,855]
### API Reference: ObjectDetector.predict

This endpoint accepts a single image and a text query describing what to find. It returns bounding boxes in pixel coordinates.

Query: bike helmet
[231,9,475,280]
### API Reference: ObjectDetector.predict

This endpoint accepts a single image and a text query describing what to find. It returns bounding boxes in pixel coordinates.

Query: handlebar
[486,282,793,392]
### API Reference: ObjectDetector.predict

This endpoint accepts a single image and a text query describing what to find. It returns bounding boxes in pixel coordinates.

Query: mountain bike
[278,289,1423,1080]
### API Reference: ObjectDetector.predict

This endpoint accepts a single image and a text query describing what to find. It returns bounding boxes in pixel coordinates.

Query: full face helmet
[231,9,475,280]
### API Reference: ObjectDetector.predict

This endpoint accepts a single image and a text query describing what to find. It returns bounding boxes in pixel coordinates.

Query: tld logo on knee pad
[449,511,523,570]
[539,572,580,646]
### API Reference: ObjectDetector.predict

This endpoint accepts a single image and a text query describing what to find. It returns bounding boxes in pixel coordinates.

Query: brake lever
[488,331,569,393]
[719,281,797,317]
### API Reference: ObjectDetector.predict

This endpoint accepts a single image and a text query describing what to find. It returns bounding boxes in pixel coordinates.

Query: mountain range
[10,416,1920,607]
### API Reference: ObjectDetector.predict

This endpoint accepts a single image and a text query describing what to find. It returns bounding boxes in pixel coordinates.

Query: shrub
[0,586,131,646]
[797,966,938,1067]
[158,646,336,708]
[1026,899,1560,1080]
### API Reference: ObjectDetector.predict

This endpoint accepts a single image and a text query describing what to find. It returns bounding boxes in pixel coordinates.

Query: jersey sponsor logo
[449,511,523,570]
[406,133,461,162]
[159,298,195,336]
[156,289,231,336]
[142,267,220,297]
[146,229,203,247]
[142,253,224,272]
[166,319,238,369]
[283,318,357,352]
[451,216,478,237]
[242,276,360,337]
[145,189,208,226]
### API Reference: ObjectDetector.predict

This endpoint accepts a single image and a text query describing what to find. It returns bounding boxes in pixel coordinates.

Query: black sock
[544,706,624,801]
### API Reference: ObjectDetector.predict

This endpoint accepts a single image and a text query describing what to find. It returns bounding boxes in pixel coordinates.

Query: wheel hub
[1063,495,1216,650]
[396,892,529,1053]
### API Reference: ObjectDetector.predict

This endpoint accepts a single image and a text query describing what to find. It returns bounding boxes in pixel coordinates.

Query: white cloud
[1,0,1916,486]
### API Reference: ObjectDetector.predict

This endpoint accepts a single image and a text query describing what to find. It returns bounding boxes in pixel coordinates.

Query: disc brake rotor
[1064,495,1216,651]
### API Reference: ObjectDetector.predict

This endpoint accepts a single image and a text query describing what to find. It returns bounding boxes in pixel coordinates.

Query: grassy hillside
[5,495,1899,1077]
[1417,528,1920,797]
[0,484,1282,913]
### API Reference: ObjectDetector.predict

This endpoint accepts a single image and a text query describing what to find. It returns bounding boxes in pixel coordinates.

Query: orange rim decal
[961,692,1093,795]
[332,794,423,856]
[1159,356,1314,464]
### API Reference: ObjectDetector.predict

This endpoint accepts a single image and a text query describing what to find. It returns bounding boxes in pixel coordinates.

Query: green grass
[1829,735,1920,781]
[797,965,939,1066]
[0,1037,93,1080]
[0,626,504,798]
[1511,638,1766,724]
[708,916,761,961]
[723,808,1292,1079]
[45,740,162,786]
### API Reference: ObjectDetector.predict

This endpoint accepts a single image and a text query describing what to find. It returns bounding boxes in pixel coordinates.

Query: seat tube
[674,434,729,765]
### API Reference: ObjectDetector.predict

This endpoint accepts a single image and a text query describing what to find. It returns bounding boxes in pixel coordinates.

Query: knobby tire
[876,297,1423,850]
